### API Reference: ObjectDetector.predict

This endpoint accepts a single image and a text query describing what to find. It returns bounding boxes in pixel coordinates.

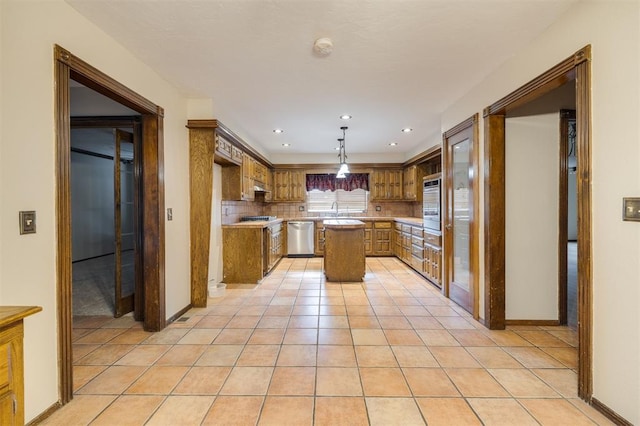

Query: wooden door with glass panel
[443,119,477,317]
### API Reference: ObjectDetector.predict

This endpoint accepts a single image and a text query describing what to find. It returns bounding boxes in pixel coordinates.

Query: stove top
[240,215,277,222]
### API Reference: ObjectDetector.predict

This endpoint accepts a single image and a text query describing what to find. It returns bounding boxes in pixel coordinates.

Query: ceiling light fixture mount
[313,37,333,56]
[273,128,284,133]
[336,126,350,178]
[401,127,413,133]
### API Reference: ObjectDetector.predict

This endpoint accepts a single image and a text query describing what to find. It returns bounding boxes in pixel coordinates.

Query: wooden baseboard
[167,304,193,324]
[26,401,61,425]
[504,319,560,326]
[591,397,633,426]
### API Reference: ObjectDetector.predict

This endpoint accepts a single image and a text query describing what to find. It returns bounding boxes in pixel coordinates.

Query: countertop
[223,216,424,228]
[0,306,42,328]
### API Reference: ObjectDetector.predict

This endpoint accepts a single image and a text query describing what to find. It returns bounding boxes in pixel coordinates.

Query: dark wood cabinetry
[273,170,305,202]
[393,220,441,287]
[223,221,283,283]
[370,169,403,201]
[373,221,393,255]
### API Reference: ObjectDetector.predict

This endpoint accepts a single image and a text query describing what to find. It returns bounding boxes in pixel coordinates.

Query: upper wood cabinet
[370,169,403,201]
[242,153,255,201]
[273,170,305,202]
[214,134,243,166]
[403,165,420,201]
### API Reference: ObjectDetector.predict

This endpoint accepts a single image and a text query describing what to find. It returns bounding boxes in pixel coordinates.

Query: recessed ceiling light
[389,142,398,146]
[282,143,290,147]
[340,115,352,120]
[401,128,413,133]
[273,129,284,133]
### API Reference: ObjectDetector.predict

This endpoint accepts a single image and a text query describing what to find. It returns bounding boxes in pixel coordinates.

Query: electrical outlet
[299,205,305,211]
[167,208,173,221]
[19,211,36,234]
[375,205,382,212]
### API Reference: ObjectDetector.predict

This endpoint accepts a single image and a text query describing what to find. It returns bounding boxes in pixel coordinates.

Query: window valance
[306,173,369,192]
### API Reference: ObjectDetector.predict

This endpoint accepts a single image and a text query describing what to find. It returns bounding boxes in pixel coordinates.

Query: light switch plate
[167,208,173,221]
[623,198,640,221]
[19,211,36,234]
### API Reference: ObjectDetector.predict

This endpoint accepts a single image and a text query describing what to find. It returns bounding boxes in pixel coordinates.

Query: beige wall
[505,113,559,320]
[441,2,640,422]
[0,0,191,421]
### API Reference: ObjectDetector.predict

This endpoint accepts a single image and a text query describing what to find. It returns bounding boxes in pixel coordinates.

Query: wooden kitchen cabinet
[315,221,325,255]
[372,221,393,255]
[223,221,283,283]
[0,306,42,426]
[403,164,427,201]
[273,170,305,202]
[363,221,373,255]
[423,230,442,287]
[370,169,403,201]
[242,153,255,201]
[324,220,366,282]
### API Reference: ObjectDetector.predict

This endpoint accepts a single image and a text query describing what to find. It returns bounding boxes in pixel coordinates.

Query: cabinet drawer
[363,221,373,229]
[424,232,441,247]
[411,226,423,237]
[270,223,282,234]
[411,255,423,270]
[411,244,424,259]
[375,221,392,229]
[394,222,402,231]
[411,235,424,247]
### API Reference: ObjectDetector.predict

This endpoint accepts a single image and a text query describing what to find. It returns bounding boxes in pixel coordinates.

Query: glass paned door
[444,121,476,316]
[114,129,135,317]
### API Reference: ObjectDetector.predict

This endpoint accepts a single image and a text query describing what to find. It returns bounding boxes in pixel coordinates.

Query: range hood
[254,185,271,193]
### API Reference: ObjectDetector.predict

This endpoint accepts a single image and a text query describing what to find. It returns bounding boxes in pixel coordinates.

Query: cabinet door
[388,170,404,200]
[242,153,255,201]
[273,170,290,201]
[370,170,387,200]
[289,170,306,201]
[315,223,325,255]
[404,166,417,200]
[264,169,273,202]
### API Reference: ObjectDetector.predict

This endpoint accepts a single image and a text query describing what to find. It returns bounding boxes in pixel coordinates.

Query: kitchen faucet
[330,201,339,217]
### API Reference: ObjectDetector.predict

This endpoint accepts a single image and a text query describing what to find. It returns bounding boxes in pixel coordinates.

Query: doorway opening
[483,46,592,400]
[55,45,166,404]
[70,110,142,318]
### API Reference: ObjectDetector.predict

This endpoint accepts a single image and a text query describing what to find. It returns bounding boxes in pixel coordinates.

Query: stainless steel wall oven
[423,174,441,231]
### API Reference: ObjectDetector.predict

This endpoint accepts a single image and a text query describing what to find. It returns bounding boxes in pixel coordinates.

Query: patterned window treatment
[306,173,369,192]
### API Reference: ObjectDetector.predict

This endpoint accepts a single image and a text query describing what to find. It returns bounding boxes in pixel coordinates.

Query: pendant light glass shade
[336,127,349,178]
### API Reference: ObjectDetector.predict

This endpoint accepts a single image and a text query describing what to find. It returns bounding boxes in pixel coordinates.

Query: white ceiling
[66,0,577,161]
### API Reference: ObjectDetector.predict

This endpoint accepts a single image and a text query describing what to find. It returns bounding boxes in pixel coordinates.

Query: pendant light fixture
[336,126,349,178]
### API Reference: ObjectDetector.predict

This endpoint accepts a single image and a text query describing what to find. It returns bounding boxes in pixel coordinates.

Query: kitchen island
[323,219,366,282]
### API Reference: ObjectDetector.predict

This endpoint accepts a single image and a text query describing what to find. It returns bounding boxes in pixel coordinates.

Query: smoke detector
[313,37,333,56]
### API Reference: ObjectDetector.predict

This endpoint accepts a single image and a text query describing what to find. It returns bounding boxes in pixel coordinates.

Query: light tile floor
[42,257,612,425]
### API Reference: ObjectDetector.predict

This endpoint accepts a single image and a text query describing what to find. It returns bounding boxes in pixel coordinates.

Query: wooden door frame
[558,109,576,325]
[483,46,592,400]
[442,114,480,319]
[55,45,166,404]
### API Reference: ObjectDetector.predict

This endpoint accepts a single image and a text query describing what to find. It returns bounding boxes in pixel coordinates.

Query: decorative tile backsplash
[220,199,420,224]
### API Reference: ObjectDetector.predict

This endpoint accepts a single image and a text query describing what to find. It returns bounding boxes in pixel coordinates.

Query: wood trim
[505,319,560,326]
[483,114,506,330]
[55,45,157,115]
[403,144,442,167]
[54,58,73,405]
[141,114,166,331]
[186,119,272,168]
[558,110,576,325]
[272,163,405,170]
[590,398,633,426]
[483,45,592,403]
[70,116,139,128]
[166,304,193,324]
[55,45,166,404]
[575,57,593,400]
[189,128,216,307]
[443,115,477,139]
[25,402,62,426]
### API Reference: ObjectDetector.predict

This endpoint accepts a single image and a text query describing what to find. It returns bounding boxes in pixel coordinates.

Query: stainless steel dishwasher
[287,221,315,257]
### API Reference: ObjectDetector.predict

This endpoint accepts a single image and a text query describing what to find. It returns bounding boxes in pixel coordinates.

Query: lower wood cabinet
[223,222,283,283]
[0,307,41,426]
[393,221,442,288]
[372,221,393,255]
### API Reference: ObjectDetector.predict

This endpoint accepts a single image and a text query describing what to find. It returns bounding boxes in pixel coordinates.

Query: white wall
[441,2,640,422]
[0,0,191,421]
[70,151,115,261]
[505,113,559,320]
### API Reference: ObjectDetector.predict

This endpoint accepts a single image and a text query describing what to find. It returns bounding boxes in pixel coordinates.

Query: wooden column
[189,127,215,306]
